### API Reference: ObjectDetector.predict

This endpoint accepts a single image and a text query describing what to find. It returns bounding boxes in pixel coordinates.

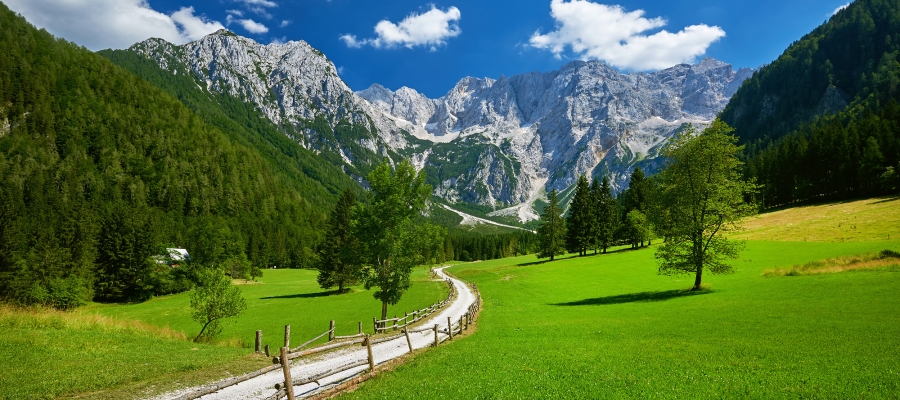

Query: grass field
[0,266,446,399]
[734,196,900,242]
[88,266,447,347]
[343,199,900,399]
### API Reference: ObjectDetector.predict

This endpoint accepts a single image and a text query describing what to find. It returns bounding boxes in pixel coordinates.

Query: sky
[6,0,853,98]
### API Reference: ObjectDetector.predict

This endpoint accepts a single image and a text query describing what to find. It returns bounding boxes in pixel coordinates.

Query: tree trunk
[550,255,554,261]
[692,265,703,291]
[194,320,212,342]
[381,301,388,321]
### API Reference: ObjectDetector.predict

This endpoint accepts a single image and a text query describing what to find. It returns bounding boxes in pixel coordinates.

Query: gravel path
[159,266,476,400]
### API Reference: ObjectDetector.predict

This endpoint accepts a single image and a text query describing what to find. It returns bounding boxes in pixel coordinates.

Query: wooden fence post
[329,320,335,341]
[358,321,362,334]
[365,335,375,371]
[433,324,439,347]
[284,325,290,349]
[459,315,463,334]
[393,315,397,330]
[403,328,413,353]
[280,346,295,400]
[264,344,270,357]
[447,317,453,340]
[373,317,377,333]
[255,330,262,353]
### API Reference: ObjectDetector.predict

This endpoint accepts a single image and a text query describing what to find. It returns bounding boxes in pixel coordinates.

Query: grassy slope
[0,267,445,399]
[344,200,900,399]
[734,196,900,242]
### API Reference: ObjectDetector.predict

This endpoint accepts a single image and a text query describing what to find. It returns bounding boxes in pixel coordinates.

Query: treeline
[0,4,332,309]
[537,167,655,261]
[443,231,538,262]
[746,101,900,207]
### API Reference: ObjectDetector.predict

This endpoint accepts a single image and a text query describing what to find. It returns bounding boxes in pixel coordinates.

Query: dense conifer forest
[722,0,900,207]
[0,4,340,308]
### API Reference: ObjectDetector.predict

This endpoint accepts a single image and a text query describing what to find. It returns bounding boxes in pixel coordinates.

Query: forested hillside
[0,3,341,308]
[721,0,900,207]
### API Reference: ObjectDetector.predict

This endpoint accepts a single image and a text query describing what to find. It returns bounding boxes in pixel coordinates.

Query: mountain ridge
[125,30,754,221]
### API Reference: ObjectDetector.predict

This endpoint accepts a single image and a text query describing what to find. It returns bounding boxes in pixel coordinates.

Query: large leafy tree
[565,175,593,256]
[537,190,566,261]
[358,159,440,320]
[653,121,756,290]
[316,188,361,293]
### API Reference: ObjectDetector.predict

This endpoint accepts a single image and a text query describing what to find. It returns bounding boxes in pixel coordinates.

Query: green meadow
[344,202,900,398]
[87,266,447,346]
[0,267,446,399]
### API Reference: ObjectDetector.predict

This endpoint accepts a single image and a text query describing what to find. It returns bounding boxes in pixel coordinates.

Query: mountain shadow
[552,289,712,306]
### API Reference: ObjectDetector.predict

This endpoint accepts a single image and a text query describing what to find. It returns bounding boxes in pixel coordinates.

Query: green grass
[88,266,447,348]
[0,266,446,399]
[0,306,262,400]
[344,240,900,399]
[734,196,900,242]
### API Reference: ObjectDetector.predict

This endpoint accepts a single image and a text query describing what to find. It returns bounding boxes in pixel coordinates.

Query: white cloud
[270,36,287,45]
[226,15,269,34]
[227,9,244,17]
[832,3,850,16]
[342,5,461,49]
[238,0,277,7]
[530,0,725,70]
[280,20,292,28]
[4,0,225,50]
[171,7,226,41]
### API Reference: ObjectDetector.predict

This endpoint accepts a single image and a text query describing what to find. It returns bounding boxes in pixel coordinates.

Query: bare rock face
[129,30,407,160]
[358,58,754,219]
[131,31,753,222]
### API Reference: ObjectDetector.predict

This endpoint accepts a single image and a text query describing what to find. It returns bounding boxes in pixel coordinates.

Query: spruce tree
[594,177,619,253]
[538,190,566,261]
[316,188,360,293]
[565,175,592,256]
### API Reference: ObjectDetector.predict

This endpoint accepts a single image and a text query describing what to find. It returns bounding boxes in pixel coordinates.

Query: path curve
[160,266,476,400]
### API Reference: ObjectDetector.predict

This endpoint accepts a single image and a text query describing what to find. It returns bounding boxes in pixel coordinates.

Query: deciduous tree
[190,268,246,342]
[357,159,440,320]
[653,121,756,290]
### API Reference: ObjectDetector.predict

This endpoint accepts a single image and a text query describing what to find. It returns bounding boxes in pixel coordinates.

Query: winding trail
[160,266,476,400]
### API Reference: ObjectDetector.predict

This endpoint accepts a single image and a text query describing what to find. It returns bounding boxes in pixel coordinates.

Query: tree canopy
[357,160,444,319]
[653,121,756,290]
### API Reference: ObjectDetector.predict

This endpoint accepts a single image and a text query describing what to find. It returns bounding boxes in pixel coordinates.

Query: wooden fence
[172,277,479,400]
[372,278,455,333]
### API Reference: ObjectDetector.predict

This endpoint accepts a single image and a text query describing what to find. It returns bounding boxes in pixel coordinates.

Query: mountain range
[124,31,754,222]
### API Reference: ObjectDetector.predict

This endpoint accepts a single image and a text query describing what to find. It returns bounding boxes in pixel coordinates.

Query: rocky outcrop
[131,31,753,222]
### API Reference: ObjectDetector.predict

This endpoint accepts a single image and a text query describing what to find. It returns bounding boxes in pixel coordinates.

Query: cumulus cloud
[280,20,292,28]
[341,5,461,50]
[530,0,725,70]
[832,3,850,15]
[4,0,225,50]
[226,15,269,34]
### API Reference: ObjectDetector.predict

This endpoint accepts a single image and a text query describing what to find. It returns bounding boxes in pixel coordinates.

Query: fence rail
[373,278,455,333]
[177,273,481,400]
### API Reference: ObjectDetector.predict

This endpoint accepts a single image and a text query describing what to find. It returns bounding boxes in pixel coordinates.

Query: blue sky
[7,0,852,98]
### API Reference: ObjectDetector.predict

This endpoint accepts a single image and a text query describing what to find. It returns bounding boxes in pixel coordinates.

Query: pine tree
[565,175,593,256]
[537,190,566,261]
[594,177,619,253]
[316,188,361,293]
